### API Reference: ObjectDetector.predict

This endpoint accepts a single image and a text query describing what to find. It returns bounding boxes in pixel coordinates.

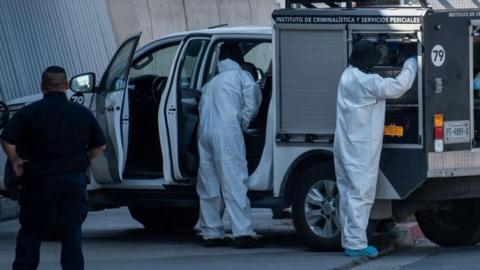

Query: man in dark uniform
[1,66,106,270]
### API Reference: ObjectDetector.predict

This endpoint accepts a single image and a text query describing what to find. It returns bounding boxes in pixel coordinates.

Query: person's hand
[11,158,25,177]
[403,57,417,67]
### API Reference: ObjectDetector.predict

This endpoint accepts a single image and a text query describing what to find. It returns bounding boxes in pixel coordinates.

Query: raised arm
[361,58,418,99]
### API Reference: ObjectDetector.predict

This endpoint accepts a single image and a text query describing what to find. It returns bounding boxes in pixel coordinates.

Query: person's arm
[1,140,25,177]
[87,113,107,160]
[240,72,262,131]
[361,58,418,99]
[1,111,27,177]
[87,145,106,160]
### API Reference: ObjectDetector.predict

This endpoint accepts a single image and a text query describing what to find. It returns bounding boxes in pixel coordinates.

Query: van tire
[415,199,480,246]
[292,162,342,250]
[128,206,199,232]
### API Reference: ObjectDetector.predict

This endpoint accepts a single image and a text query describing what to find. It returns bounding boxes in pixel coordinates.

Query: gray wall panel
[0,0,116,102]
[279,29,346,134]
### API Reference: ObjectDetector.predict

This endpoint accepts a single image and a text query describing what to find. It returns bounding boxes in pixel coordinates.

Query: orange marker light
[434,113,444,152]
[434,113,444,128]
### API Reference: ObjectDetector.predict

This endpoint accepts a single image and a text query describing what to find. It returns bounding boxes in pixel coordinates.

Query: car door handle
[106,106,120,112]
[168,107,176,115]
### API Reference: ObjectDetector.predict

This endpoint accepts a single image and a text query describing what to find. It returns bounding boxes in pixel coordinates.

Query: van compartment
[384,106,419,144]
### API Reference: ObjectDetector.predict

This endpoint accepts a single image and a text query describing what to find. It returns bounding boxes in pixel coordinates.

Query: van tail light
[434,113,444,153]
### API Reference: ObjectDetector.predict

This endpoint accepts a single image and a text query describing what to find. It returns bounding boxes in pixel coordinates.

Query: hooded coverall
[334,58,418,250]
[197,59,262,239]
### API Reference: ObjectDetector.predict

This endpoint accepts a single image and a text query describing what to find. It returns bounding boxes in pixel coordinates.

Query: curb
[0,196,19,221]
[327,222,424,270]
[395,222,425,244]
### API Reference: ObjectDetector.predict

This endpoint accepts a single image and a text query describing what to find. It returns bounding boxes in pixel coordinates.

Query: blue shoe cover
[344,246,379,258]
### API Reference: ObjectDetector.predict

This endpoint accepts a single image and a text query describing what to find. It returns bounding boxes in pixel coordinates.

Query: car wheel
[292,162,342,250]
[415,199,480,246]
[128,206,199,231]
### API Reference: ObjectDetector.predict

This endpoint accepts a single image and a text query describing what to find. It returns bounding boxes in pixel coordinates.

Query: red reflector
[434,127,444,139]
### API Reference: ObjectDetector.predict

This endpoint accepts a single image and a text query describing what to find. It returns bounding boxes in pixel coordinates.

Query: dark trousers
[12,172,89,270]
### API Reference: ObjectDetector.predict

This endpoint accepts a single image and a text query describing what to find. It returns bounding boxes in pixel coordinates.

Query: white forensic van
[2,0,480,250]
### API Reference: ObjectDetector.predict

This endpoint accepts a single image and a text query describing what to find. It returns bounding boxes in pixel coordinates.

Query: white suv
[1,27,287,243]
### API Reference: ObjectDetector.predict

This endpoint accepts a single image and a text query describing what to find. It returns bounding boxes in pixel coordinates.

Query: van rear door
[424,9,480,177]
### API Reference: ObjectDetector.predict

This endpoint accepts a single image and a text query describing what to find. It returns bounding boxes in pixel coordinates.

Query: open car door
[91,33,141,184]
[164,36,210,181]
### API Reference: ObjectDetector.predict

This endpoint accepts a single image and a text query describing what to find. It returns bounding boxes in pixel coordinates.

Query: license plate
[444,120,470,144]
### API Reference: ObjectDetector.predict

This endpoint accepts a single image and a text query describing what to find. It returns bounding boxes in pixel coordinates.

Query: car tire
[415,199,480,246]
[292,162,378,250]
[128,206,199,232]
[292,162,342,251]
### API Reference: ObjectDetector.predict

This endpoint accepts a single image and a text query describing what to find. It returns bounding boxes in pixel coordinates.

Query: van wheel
[415,199,480,246]
[292,162,342,250]
[128,206,199,231]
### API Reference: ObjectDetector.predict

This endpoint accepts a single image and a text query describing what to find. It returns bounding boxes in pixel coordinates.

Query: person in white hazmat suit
[334,40,418,257]
[197,43,262,248]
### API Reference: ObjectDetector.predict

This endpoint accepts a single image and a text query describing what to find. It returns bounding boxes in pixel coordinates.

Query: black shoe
[203,238,227,247]
[233,236,263,249]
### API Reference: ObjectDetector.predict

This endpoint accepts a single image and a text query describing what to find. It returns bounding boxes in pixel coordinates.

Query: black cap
[349,40,381,71]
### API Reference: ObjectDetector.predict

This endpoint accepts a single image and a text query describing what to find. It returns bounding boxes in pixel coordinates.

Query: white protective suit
[334,58,418,250]
[197,59,262,239]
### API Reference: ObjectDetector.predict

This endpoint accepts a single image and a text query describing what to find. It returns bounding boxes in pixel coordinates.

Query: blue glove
[474,79,480,91]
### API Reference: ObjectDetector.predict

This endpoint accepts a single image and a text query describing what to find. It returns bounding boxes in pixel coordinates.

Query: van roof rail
[284,0,429,9]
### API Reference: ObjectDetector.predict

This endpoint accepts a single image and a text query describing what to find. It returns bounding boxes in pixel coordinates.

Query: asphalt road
[1,207,478,270]
[0,207,358,270]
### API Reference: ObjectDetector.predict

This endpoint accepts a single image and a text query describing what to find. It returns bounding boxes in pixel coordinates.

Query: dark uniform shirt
[1,92,106,177]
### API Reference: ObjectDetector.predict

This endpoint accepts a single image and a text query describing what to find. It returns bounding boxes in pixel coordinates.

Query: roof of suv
[136,26,272,56]
[161,26,272,40]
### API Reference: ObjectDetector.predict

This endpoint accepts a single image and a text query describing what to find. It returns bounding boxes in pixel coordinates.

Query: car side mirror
[0,101,10,129]
[70,73,96,93]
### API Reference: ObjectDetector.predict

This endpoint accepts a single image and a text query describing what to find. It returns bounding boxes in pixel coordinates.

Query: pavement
[0,207,418,270]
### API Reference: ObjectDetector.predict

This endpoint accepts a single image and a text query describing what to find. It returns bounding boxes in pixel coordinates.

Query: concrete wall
[106,0,282,46]
[0,0,117,102]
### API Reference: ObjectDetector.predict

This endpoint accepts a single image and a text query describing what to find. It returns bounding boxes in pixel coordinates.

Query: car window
[130,43,179,79]
[205,40,272,83]
[101,35,139,93]
[178,39,209,89]
[244,42,272,74]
